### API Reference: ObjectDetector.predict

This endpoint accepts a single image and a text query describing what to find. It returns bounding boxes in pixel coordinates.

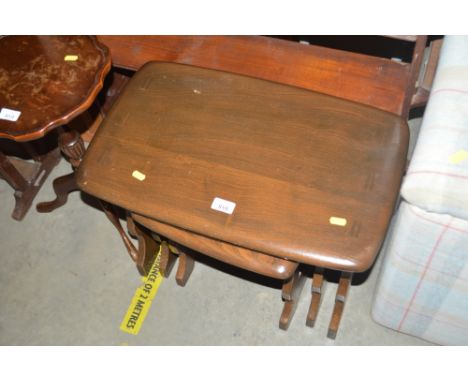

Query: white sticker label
[211,197,236,215]
[0,108,21,122]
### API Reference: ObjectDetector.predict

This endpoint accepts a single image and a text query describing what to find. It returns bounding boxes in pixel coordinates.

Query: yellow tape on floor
[120,246,163,335]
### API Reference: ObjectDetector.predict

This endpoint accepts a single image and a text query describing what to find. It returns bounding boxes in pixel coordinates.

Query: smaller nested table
[0,35,110,220]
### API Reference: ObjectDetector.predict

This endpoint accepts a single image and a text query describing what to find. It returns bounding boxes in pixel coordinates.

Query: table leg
[146,237,193,286]
[35,129,156,274]
[101,201,141,267]
[132,220,178,277]
[327,271,353,340]
[175,250,195,287]
[306,267,325,328]
[36,129,84,213]
[0,150,28,191]
[279,268,306,330]
[0,147,61,220]
[159,242,177,278]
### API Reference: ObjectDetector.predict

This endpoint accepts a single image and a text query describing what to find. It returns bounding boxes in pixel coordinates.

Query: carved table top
[0,35,111,142]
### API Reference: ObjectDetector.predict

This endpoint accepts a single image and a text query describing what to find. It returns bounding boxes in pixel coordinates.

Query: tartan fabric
[372,202,468,345]
[373,36,468,345]
[403,36,468,220]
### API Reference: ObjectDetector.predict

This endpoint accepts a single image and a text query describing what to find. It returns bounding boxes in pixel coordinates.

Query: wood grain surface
[97,35,411,115]
[77,62,409,272]
[0,36,111,142]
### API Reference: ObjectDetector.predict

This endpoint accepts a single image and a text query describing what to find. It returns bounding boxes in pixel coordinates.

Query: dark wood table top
[0,36,111,142]
[77,62,408,273]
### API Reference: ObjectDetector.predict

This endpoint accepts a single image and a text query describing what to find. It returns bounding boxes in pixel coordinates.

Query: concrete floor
[0,119,431,345]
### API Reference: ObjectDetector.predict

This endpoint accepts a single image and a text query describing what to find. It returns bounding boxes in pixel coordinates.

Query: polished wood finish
[36,129,85,213]
[421,39,443,91]
[128,214,186,278]
[133,212,301,327]
[159,241,177,278]
[101,201,141,267]
[77,71,131,143]
[0,152,28,191]
[127,214,176,276]
[327,272,353,339]
[123,212,154,275]
[306,267,325,328]
[78,37,421,336]
[70,102,104,144]
[0,36,111,142]
[97,35,413,116]
[136,224,193,284]
[279,269,306,330]
[132,213,298,280]
[411,38,443,108]
[78,62,408,273]
[0,35,111,219]
[402,36,427,117]
[0,146,61,220]
[99,71,132,116]
[174,250,195,287]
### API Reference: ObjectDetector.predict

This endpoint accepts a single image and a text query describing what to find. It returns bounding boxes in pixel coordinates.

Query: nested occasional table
[77,62,408,337]
[0,35,110,219]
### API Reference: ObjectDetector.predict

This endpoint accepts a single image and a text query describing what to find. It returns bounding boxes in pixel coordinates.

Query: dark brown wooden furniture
[0,35,111,219]
[77,60,409,336]
[76,35,441,337]
[128,213,303,329]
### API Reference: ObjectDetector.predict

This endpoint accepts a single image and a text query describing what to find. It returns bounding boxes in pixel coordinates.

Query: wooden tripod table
[0,36,110,219]
[77,62,409,337]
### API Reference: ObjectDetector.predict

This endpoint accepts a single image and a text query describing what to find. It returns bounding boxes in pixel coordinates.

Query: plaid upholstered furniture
[372,36,468,345]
